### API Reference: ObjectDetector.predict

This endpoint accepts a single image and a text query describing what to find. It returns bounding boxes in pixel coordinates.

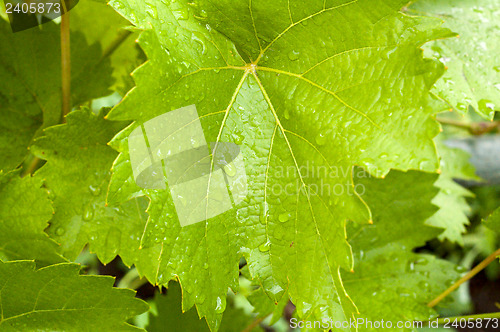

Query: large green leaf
[30,107,167,300]
[30,108,166,291]
[342,170,461,330]
[0,171,64,266]
[31,108,146,264]
[0,18,113,171]
[104,0,453,329]
[410,0,500,119]
[0,260,148,331]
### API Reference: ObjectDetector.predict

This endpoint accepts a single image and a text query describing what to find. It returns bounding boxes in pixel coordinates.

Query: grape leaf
[146,281,262,332]
[29,108,271,331]
[31,107,169,300]
[341,170,461,330]
[31,108,149,264]
[0,18,113,171]
[246,287,288,326]
[0,171,64,266]
[425,143,476,244]
[0,260,148,331]
[104,0,453,329]
[410,0,500,119]
[239,266,288,326]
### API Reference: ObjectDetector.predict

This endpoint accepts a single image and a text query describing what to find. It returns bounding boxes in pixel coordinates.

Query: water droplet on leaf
[288,50,300,61]
[259,240,271,252]
[223,162,237,177]
[279,213,290,223]
[55,227,65,236]
[83,204,94,221]
[88,185,101,196]
[215,296,226,313]
[315,132,326,146]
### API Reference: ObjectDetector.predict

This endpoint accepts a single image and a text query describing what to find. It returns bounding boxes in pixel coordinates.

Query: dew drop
[215,296,226,313]
[269,284,283,295]
[106,228,122,256]
[47,189,56,200]
[145,2,158,19]
[283,109,290,120]
[418,159,433,170]
[173,7,189,20]
[259,202,269,225]
[55,227,65,236]
[113,1,125,11]
[196,292,206,304]
[88,185,101,196]
[177,194,187,207]
[478,99,495,115]
[232,132,244,145]
[378,153,389,159]
[198,9,208,18]
[259,240,271,252]
[83,204,94,221]
[456,102,468,111]
[191,34,207,54]
[288,50,300,61]
[279,212,290,223]
[128,12,138,25]
[315,132,326,146]
[223,162,237,177]
[418,281,431,291]
[415,257,429,265]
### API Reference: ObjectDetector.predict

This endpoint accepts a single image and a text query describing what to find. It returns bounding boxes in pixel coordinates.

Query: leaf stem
[436,117,499,135]
[117,268,148,290]
[99,29,132,63]
[427,248,500,308]
[22,6,72,176]
[242,315,268,332]
[60,9,71,121]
